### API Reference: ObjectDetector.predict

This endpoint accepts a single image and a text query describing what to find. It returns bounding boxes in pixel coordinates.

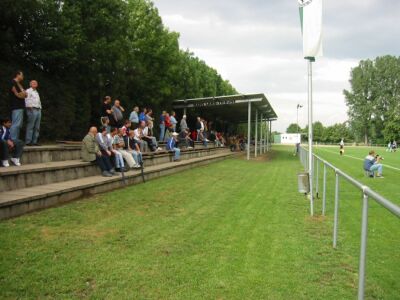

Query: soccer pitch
[313,145,400,203]
[0,146,398,299]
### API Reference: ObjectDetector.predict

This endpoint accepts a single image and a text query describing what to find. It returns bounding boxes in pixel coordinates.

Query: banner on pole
[299,0,323,59]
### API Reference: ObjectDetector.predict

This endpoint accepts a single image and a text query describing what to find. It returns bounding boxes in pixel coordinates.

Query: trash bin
[298,172,310,194]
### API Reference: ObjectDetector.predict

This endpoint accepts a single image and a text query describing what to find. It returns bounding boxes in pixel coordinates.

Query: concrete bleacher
[0,142,233,219]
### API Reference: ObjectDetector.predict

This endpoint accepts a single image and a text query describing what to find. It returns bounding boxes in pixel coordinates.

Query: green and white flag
[299,0,323,59]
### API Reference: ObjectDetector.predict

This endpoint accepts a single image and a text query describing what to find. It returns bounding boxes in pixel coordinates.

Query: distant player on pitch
[339,139,344,156]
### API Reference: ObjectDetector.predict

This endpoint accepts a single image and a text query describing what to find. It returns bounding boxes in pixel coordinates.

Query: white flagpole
[308,58,314,216]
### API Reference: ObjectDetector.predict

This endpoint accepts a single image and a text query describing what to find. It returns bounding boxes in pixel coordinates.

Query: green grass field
[0,146,399,299]
[313,145,400,203]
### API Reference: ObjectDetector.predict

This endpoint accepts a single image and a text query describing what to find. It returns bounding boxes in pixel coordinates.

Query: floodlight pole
[255,110,258,157]
[247,101,251,160]
[297,104,302,133]
[307,58,314,216]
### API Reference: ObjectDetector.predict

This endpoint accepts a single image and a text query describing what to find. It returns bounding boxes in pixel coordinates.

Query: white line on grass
[316,147,400,172]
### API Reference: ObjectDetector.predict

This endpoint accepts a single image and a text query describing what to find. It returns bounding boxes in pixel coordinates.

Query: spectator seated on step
[121,119,132,147]
[198,129,208,148]
[216,132,225,147]
[112,128,138,169]
[128,130,143,167]
[81,126,115,177]
[96,127,126,172]
[179,129,194,149]
[144,120,162,151]
[363,150,384,178]
[166,132,181,162]
[0,117,24,167]
[135,121,160,152]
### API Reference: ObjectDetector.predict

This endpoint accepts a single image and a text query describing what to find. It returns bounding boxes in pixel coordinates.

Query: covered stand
[172,94,278,160]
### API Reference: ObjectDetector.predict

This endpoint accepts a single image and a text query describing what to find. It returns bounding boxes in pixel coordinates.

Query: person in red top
[191,130,197,141]
[163,112,172,141]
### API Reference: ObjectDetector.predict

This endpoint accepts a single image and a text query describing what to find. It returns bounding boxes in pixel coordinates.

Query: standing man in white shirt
[25,80,42,146]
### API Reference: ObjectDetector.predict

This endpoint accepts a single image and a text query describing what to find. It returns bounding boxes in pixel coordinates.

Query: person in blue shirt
[166,132,181,162]
[129,106,139,129]
[363,150,384,178]
[0,118,24,167]
[139,108,147,123]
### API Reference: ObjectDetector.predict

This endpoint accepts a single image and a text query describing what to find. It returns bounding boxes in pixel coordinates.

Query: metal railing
[299,147,400,300]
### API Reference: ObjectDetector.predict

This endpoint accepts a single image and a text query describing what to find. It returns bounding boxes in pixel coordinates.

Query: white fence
[299,147,400,300]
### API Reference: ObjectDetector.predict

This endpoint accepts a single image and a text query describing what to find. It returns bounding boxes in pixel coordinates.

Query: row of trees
[0,0,237,140]
[344,55,400,144]
[286,122,353,143]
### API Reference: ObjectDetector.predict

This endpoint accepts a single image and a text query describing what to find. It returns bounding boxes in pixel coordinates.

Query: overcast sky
[153,0,400,132]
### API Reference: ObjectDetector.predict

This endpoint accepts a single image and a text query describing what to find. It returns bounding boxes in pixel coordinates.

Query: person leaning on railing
[363,150,384,178]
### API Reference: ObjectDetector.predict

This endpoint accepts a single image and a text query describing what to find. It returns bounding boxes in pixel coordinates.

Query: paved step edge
[1,148,226,176]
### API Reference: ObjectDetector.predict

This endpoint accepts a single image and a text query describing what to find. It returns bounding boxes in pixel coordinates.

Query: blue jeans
[159,124,165,142]
[172,147,180,160]
[25,108,41,144]
[370,164,383,175]
[10,109,24,141]
[114,152,125,169]
[131,150,143,165]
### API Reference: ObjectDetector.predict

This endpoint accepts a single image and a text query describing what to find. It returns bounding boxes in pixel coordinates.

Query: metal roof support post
[259,114,263,155]
[183,107,187,116]
[255,110,258,158]
[264,120,267,153]
[267,120,270,152]
[247,101,251,160]
[270,120,272,150]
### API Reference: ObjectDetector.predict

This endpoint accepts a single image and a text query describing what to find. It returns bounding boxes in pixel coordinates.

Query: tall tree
[0,0,237,140]
[343,59,376,144]
[344,55,400,144]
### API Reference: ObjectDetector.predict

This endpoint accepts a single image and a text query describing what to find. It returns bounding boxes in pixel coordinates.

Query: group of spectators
[0,71,228,175]
[82,96,227,176]
[1,71,42,167]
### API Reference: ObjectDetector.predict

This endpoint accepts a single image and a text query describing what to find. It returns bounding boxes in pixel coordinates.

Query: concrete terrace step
[21,145,81,164]
[0,151,234,219]
[0,147,227,192]
[21,142,215,164]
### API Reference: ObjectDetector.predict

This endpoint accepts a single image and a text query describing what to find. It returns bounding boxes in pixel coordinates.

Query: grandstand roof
[172,93,277,123]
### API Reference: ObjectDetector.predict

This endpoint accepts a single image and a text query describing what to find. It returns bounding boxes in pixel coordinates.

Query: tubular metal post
[333,173,339,248]
[247,101,251,160]
[269,120,272,150]
[322,164,326,216]
[260,114,263,155]
[255,110,258,157]
[267,121,269,152]
[265,120,268,153]
[316,158,319,198]
[358,193,369,300]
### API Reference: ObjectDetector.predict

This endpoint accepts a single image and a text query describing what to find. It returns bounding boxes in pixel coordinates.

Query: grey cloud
[153,0,398,131]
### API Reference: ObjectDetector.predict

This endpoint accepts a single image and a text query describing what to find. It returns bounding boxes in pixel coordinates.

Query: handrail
[298,146,399,300]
